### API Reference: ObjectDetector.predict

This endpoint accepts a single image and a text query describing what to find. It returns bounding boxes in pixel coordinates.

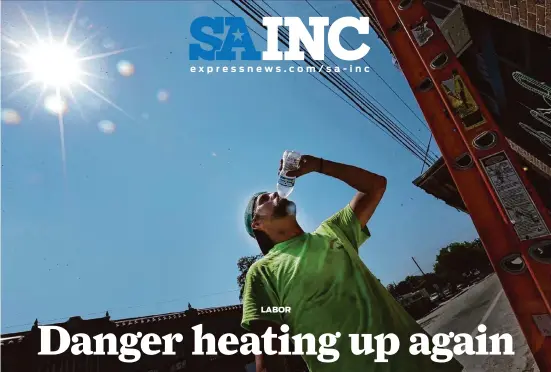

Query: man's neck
[272,221,304,245]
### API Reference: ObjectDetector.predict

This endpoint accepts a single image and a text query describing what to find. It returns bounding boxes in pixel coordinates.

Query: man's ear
[251,218,263,231]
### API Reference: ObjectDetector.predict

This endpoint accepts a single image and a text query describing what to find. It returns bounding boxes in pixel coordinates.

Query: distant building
[1,305,307,372]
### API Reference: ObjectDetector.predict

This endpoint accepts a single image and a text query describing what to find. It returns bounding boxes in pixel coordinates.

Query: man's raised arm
[286,155,387,226]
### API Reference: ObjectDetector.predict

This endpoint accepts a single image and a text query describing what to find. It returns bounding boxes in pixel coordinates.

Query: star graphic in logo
[233,29,244,41]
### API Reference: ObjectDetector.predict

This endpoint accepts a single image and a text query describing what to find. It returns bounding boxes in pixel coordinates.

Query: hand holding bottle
[277,151,322,199]
[279,154,320,178]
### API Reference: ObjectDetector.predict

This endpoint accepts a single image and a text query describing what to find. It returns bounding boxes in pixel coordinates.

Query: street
[418,274,538,372]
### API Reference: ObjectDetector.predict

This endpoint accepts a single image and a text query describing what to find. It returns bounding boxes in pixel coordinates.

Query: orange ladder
[359,0,551,369]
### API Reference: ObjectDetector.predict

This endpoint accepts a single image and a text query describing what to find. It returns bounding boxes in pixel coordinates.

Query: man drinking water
[241,154,463,372]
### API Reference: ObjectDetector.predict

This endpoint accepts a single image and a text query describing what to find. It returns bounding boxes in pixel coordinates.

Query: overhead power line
[263,0,432,156]
[210,1,423,158]
[236,0,438,164]
[304,0,429,131]
[302,0,437,168]
[209,1,417,156]
[327,0,437,169]
[240,0,433,163]
[221,0,437,165]
[421,134,434,174]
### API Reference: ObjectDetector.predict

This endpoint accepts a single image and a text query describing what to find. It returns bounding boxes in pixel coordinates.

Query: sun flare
[22,42,82,89]
[2,5,137,175]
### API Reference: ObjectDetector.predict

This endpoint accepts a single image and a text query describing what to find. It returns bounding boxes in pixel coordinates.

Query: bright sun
[23,42,82,89]
[3,5,135,175]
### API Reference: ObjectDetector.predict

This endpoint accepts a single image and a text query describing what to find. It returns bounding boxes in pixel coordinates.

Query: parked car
[429,293,441,304]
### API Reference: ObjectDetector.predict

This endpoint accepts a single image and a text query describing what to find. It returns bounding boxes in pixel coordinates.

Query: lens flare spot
[102,37,115,50]
[157,90,169,102]
[141,112,149,120]
[1,109,22,125]
[44,95,68,115]
[98,120,116,134]
[117,60,135,77]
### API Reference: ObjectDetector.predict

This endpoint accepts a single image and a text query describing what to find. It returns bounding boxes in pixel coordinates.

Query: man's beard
[273,198,296,218]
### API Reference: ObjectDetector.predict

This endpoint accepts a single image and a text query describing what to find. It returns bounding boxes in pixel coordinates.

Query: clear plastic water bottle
[277,150,301,199]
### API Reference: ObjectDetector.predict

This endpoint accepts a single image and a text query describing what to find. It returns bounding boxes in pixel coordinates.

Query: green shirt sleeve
[241,262,282,331]
[316,204,371,252]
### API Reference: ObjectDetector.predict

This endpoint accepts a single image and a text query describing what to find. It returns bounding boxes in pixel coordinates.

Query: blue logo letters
[189,17,224,60]
[189,17,261,61]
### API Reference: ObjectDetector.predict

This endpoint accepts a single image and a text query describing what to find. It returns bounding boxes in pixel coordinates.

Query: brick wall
[454,0,551,37]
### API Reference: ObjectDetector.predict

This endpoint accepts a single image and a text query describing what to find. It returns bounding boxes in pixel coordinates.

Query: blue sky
[1,1,477,333]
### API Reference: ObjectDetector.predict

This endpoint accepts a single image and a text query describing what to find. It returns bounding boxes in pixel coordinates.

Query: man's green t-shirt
[241,205,463,372]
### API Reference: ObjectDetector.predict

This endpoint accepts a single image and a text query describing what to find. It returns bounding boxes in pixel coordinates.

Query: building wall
[414,2,551,212]
[454,0,551,37]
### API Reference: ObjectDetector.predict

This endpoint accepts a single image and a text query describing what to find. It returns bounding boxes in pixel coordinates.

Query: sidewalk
[417,274,537,372]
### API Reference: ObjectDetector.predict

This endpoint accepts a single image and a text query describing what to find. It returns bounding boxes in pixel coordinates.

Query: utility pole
[412,256,434,296]
[412,257,426,276]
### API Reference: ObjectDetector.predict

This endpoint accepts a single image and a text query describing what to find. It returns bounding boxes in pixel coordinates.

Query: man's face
[252,192,296,232]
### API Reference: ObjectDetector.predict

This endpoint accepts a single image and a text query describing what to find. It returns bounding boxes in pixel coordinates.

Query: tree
[390,274,445,298]
[420,272,447,293]
[237,254,263,301]
[469,239,493,274]
[387,283,399,298]
[433,239,492,286]
[396,275,422,295]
